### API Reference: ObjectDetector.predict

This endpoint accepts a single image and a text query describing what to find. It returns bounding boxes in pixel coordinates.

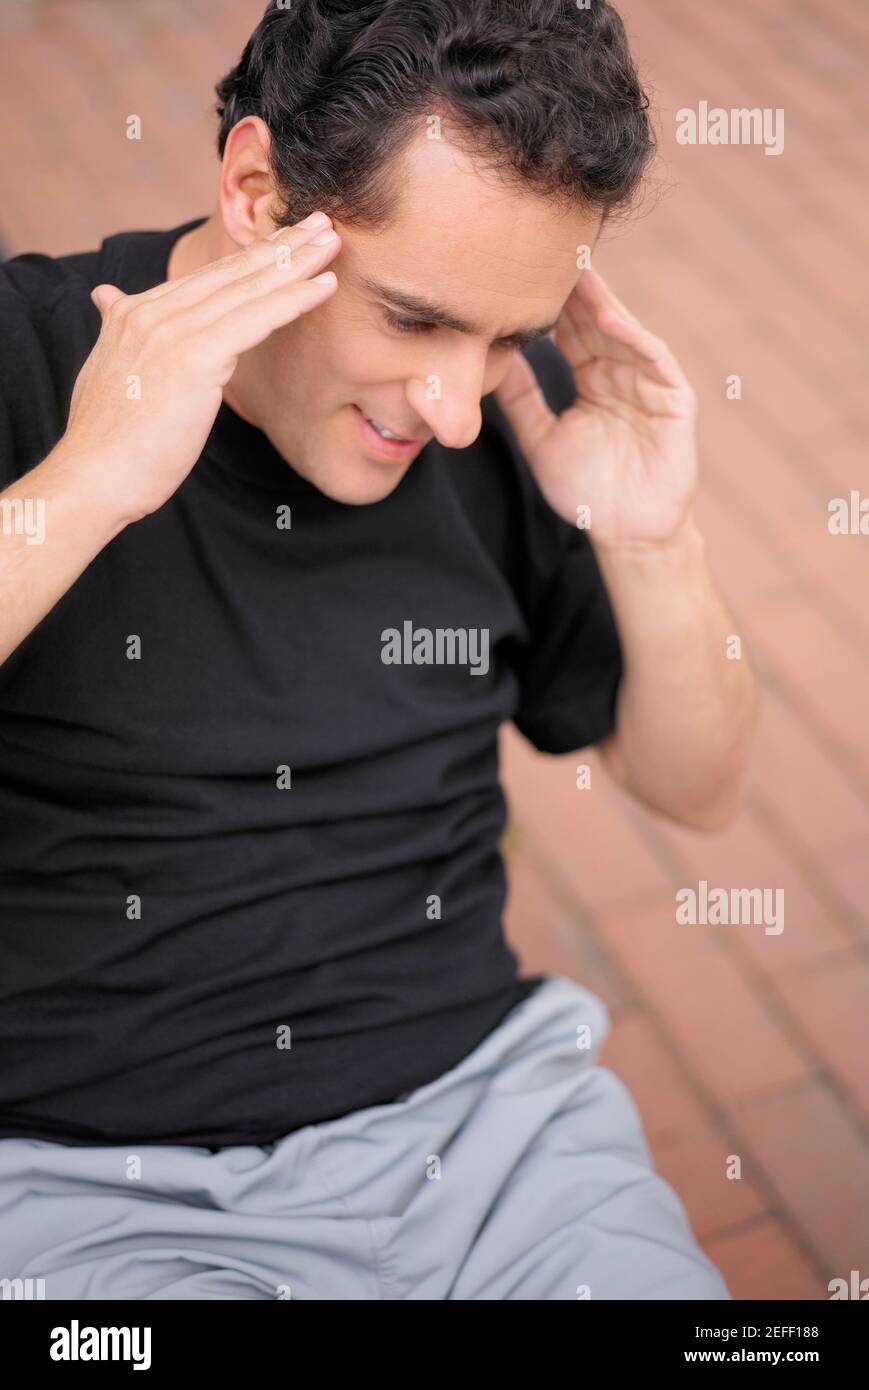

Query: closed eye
[383,309,434,335]
[383,303,550,354]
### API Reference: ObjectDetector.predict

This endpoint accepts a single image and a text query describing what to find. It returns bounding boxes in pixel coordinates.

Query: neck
[167,214,223,281]
[167,215,259,428]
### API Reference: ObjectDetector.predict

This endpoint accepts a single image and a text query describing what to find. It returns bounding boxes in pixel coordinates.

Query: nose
[406,351,492,451]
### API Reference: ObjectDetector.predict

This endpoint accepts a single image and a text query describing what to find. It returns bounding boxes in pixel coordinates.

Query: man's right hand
[64,212,341,523]
[0,213,340,667]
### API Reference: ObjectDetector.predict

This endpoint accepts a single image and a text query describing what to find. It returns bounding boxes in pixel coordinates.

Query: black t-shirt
[0,221,622,1147]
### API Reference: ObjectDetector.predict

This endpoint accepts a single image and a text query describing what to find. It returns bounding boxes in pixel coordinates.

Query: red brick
[785,228,869,329]
[750,690,869,858]
[597,896,812,1105]
[653,1127,768,1243]
[1,0,867,1313]
[658,806,852,974]
[599,1011,709,1141]
[730,1082,869,1279]
[815,0,869,47]
[503,845,629,1010]
[500,728,671,911]
[775,521,869,654]
[691,489,785,608]
[741,594,869,760]
[824,840,869,945]
[774,952,869,1124]
[704,1218,828,1301]
[600,1014,768,1238]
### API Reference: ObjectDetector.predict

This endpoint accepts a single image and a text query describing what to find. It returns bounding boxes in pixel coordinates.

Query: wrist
[591,513,714,639]
[45,441,143,535]
[589,512,703,562]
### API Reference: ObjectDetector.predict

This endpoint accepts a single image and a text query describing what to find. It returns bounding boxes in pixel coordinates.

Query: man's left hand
[494,265,698,549]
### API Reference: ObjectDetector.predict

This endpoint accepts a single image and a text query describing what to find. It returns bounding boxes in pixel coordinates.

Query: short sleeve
[512,521,622,753]
[0,251,101,489]
[488,336,623,754]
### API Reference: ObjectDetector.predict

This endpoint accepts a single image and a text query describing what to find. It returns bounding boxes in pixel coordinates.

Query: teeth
[365,414,402,440]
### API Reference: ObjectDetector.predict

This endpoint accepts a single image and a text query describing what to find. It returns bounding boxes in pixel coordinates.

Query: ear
[218,116,279,246]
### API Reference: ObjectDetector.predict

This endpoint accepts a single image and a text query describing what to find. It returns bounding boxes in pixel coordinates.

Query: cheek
[266,308,352,396]
[325,313,413,386]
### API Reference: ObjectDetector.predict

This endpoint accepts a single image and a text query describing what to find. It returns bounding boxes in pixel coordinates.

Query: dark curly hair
[215,0,654,230]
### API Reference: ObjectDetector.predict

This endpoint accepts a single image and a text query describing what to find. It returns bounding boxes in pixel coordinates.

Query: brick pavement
[0,0,865,1299]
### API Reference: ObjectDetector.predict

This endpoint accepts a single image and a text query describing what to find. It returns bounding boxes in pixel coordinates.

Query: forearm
[594,517,756,827]
[0,446,129,667]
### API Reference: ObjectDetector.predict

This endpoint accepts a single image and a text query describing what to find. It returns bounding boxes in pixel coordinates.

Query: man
[0,0,752,1300]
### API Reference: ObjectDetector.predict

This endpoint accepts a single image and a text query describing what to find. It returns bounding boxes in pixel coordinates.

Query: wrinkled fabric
[0,975,730,1301]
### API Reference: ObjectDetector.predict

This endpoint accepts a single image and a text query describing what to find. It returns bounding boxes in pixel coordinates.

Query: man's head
[201,0,653,504]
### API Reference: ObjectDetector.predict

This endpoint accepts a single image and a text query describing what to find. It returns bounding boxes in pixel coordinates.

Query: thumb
[494,351,556,461]
[90,282,127,317]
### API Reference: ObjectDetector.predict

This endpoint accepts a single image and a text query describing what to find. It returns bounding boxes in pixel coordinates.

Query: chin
[315,459,414,507]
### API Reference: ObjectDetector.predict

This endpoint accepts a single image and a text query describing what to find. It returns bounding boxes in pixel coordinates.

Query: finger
[591,310,688,389]
[133,216,337,309]
[137,224,332,307]
[91,283,128,317]
[561,277,683,385]
[556,295,641,374]
[199,270,338,363]
[494,349,557,458]
[553,302,598,370]
[557,272,643,371]
[572,265,644,330]
[563,281,635,352]
[573,354,688,417]
[134,252,245,305]
[178,231,341,331]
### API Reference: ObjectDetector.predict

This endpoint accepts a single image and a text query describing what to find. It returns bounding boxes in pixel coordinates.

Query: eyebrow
[357,273,561,349]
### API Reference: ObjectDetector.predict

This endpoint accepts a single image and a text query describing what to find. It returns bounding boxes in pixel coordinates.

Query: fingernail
[311,227,338,245]
[312,271,337,285]
[299,211,329,230]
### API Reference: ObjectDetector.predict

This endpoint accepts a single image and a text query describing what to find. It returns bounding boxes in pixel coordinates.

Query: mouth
[350,404,427,460]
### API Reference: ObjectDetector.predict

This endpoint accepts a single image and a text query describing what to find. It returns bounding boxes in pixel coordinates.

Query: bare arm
[596,521,756,830]
[0,447,131,666]
[495,267,754,830]
[0,214,341,666]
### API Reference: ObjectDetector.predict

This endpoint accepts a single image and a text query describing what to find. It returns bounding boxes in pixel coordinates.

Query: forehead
[334,130,601,323]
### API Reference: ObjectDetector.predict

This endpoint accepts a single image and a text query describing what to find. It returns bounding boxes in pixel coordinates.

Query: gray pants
[0,976,730,1300]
